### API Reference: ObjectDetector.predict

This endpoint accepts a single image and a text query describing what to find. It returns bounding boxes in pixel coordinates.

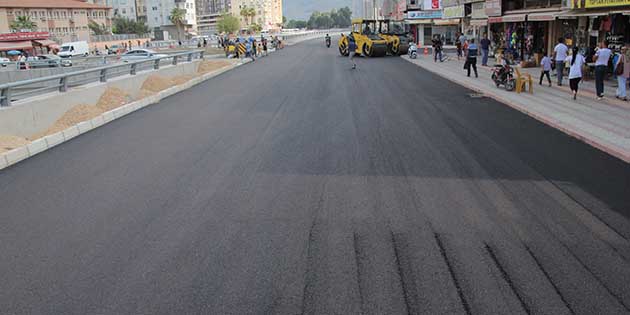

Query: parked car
[0,57,10,67]
[33,54,72,68]
[120,49,168,62]
[58,41,90,58]
[108,45,124,55]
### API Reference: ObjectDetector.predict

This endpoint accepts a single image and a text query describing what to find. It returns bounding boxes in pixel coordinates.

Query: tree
[88,20,109,35]
[111,17,149,35]
[169,7,186,41]
[305,7,352,29]
[217,12,240,34]
[10,16,37,32]
[282,16,287,26]
[249,23,262,33]
[240,6,256,26]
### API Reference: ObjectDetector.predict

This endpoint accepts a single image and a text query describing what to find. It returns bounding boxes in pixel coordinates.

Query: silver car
[120,49,167,62]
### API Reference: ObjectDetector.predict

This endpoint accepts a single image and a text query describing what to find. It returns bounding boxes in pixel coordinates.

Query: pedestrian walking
[614,46,630,101]
[432,35,443,62]
[465,39,478,78]
[455,32,463,60]
[539,52,552,86]
[348,35,358,69]
[480,34,491,66]
[567,46,586,100]
[553,37,569,86]
[262,37,268,56]
[594,40,612,100]
[252,39,258,58]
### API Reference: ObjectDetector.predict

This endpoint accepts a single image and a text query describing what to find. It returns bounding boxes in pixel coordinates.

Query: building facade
[196,0,231,35]
[0,0,111,44]
[145,0,197,39]
[232,0,282,31]
[405,0,630,66]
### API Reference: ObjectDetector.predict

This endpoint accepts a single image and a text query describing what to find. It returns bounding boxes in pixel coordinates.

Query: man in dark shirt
[466,39,479,77]
[480,34,491,66]
[432,35,443,62]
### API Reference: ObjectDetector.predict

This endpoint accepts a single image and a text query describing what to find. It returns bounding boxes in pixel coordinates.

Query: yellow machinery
[338,19,388,57]
[378,19,410,55]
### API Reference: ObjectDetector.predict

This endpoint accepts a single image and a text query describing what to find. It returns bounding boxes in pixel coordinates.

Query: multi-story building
[232,0,282,31]
[145,0,197,39]
[196,0,231,35]
[0,0,111,45]
[136,0,147,21]
[100,0,138,20]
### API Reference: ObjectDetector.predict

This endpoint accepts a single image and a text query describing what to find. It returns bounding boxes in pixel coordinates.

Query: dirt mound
[0,135,29,153]
[140,75,173,93]
[30,105,103,140]
[96,87,131,112]
[172,74,196,85]
[197,60,231,74]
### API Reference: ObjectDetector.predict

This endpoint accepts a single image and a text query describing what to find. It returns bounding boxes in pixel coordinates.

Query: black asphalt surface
[1,38,630,315]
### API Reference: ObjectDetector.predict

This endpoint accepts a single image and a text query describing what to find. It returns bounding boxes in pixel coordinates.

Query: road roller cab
[338,19,388,57]
[378,19,410,55]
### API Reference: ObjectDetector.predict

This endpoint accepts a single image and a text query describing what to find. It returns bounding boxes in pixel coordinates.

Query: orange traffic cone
[423,47,429,55]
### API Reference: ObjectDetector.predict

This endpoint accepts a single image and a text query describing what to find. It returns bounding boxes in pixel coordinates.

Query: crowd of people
[219,33,283,60]
[426,31,630,101]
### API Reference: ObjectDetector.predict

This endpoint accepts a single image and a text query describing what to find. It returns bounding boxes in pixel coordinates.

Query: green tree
[249,23,262,33]
[88,20,109,35]
[217,12,240,34]
[169,7,186,41]
[112,17,149,35]
[240,6,256,26]
[10,16,37,32]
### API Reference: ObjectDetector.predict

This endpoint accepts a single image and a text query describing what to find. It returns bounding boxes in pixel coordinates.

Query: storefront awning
[406,19,433,24]
[0,41,33,51]
[488,13,526,23]
[557,9,610,18]
[33,39,58,47]
[434,19,460,26]
[527,11,559,21]
[470,19,488,26]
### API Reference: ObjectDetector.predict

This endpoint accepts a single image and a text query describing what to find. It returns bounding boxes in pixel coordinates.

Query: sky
[283,0,354,20]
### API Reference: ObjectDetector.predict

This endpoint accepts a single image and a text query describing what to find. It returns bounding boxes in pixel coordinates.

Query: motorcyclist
[325,34,331,47]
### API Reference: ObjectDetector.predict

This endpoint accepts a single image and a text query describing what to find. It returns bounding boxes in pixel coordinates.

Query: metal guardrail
[0,50,205,107]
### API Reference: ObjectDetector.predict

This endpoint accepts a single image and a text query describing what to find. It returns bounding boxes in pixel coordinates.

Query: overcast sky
[283,0,354,20]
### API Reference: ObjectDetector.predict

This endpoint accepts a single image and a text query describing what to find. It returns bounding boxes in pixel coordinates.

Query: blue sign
[406,10,443,19]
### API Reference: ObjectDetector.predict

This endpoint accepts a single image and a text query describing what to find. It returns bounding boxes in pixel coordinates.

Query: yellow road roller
[338,19,388,57]
[378,19,410,56]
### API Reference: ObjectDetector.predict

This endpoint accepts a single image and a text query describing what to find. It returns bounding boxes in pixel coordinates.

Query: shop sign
[470,19,488,26]
[0,32,49,42]
[407,10,443,19]
[571,0,630,8]
[423,0,442,10]
[443,5,465,19]
[471,2,487,19]
[485,0,502,16]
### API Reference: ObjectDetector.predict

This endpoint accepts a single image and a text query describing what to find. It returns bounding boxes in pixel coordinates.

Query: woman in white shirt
[566,46,586,100]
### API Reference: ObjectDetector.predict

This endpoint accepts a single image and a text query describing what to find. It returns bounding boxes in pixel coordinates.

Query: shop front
[0,32,57,57]
[405,10,443,46]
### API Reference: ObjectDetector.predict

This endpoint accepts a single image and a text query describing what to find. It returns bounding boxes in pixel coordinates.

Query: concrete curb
[401,56,630,164]
[0,61,244,171]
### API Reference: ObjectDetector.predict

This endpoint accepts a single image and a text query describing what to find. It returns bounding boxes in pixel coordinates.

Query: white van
[58,41,90,58]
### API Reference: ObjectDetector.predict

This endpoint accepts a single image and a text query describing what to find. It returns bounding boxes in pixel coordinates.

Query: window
[122,9,126,14]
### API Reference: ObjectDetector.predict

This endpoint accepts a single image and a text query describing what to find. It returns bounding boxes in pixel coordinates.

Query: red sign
[0,32,49,42]
[432,0,440,9]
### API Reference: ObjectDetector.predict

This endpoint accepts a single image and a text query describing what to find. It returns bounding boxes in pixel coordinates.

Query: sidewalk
[402,54,630,163]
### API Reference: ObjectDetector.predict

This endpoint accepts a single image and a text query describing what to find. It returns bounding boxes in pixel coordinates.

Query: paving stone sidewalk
[402,54,630,163]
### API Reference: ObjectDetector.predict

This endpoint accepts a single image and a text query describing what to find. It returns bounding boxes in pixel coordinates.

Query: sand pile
[96,87,131,112]
[140,75,173,93]
[197,60,231,74]
[30,104,104,140]
[0,135,29,153]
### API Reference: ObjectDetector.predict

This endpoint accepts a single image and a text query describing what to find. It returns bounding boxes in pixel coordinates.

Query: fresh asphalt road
[1,38,630,315]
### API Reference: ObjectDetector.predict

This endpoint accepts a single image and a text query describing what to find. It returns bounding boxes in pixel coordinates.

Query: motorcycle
[408,43,418,59]
[491,62,516,91]
[325,37,331,48]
